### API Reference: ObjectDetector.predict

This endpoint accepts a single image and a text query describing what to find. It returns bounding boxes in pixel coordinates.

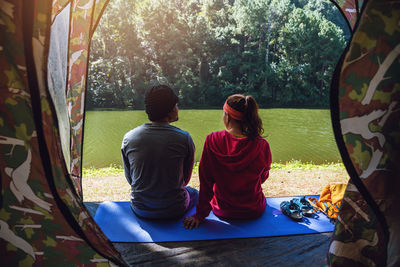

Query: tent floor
[85,202,331,266]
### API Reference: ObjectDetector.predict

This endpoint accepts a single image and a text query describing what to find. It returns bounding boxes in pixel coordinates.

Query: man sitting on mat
[121,85,198,219]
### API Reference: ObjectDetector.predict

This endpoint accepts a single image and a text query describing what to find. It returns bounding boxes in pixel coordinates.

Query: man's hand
[184,216,201,229]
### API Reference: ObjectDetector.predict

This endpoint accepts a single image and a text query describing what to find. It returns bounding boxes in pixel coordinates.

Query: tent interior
[1,0,399,266]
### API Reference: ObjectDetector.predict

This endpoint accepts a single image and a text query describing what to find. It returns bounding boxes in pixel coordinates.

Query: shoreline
[82,162,349,202]
[83,161,347,177]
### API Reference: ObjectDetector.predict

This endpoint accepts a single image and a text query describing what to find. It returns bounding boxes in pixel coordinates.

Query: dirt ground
[82,169,349,202]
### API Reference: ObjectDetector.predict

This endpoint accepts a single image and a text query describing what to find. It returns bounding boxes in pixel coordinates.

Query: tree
[273,8,346,106]
[87,0,348,109]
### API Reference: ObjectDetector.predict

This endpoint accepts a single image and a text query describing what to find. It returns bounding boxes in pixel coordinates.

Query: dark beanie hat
[145,85,179,121]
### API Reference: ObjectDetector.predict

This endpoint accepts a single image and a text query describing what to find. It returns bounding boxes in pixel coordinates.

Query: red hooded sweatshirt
[193,130,272,221]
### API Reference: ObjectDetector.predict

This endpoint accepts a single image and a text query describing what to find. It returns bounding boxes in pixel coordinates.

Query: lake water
[83,109,342,168]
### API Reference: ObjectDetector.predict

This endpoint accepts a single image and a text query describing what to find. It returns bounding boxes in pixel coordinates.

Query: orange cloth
[308,184,347,220]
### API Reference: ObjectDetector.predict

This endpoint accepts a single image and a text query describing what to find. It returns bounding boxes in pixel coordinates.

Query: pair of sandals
[280,196,315,221]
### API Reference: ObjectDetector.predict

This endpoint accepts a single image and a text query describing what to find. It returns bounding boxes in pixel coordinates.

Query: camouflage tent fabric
[0,0,125,265]
[49,0,110,197]
[66,0,110,197]
[331,0,364,30]
[329,0,400,266]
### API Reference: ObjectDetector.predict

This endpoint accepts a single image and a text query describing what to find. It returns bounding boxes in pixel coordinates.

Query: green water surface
[83,109,341,168]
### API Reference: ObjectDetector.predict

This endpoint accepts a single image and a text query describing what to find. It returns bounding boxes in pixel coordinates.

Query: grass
[82,160,344,177]
[82,161,349,201]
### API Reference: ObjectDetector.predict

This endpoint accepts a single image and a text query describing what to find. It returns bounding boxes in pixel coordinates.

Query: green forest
[87,0,349,109]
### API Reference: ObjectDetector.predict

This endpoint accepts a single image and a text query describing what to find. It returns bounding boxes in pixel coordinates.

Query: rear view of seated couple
[121,85,272,229]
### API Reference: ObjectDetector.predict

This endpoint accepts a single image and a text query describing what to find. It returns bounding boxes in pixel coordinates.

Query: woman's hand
[184,216,201,229]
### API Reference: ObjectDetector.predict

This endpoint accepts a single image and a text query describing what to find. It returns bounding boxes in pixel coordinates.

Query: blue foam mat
[93,196,334,242]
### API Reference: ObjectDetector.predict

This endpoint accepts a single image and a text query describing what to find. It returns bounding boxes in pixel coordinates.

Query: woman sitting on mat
[184,94,272,229]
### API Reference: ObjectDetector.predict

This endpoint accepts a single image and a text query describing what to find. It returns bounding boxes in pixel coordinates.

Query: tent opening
[82,0,351,202]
